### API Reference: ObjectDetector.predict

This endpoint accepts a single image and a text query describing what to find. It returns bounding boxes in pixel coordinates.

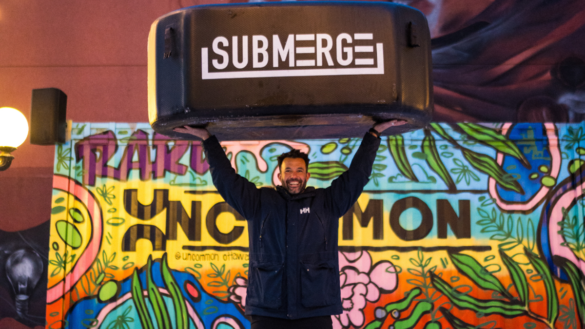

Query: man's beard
[284,178,306,194]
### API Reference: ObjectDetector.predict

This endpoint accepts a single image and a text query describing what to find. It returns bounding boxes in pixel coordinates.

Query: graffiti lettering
[122,189,244,251]
[343,198,471,241]
[122,224,167,251]
[124,189,169,219]
[343,199,383,240]
[390,197,433,241]
[75,130,208,186]
[123,189,202,243]
[223,252,250,261]
[206,202,246,245]
[437,200,471,239]
[389,198,471,241]
[181,252,219,261]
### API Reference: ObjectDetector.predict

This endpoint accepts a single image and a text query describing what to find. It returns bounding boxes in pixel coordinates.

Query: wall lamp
[0,107,29,171]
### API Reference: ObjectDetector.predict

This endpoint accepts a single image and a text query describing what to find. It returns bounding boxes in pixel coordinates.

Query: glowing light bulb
[0,107,29,148]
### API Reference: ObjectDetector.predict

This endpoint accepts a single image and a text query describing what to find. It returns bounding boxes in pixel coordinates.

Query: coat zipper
[315,213,328,251]
[259,212,271,261]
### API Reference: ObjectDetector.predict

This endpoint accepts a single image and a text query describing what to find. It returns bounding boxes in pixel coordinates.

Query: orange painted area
[362,268,580,329]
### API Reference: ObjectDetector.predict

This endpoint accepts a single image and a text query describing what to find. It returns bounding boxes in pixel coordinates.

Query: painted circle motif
[98,281,119,303]
[321,142,337,154]
[55,220,83,249]
[69,208,85,223]
[48,175,103,303]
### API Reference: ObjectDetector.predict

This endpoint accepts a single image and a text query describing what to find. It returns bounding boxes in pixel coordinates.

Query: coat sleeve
[202,136,261,220]
[324,132,380,218]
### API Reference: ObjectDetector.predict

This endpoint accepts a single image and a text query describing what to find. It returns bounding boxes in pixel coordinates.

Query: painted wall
[46,122,584,329]
[1,0,585,328]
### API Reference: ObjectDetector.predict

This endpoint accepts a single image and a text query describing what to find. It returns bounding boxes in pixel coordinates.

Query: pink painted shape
[221,140,310,186]
[489,123,561,211]
[47,175,103,303]
[549,186,585,274]
[185,280,200,299]
[212,316,243,329]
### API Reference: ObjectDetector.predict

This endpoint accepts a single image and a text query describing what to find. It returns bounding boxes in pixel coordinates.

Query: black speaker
[30,88,67,145]
[148,2,433,140]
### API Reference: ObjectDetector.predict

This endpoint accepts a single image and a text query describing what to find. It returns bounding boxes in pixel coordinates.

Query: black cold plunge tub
[148,1,433,140]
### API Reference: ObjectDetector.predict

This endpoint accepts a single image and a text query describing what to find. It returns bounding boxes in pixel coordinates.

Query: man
[174,120,406,329]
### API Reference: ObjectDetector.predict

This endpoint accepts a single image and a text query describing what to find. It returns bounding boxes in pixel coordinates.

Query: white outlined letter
[336,33,353,66]
[273,34,295,68]
[253,35,269,68]
[212,37,229,70]
[232,36,248,69]
[316,34,333,66]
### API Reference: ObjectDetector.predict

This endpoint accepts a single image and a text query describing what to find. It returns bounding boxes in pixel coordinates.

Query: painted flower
[228,276,248,308]
[226,251,398,325]
[450,158,480,185]
[332,251,398,329]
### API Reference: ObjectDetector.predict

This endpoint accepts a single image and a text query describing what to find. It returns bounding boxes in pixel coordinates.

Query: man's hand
[373,119,408,134]
[173,126,211,141]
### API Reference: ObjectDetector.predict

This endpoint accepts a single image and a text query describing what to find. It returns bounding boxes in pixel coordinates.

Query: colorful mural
[45,122,585,329]
[404,0,585,123]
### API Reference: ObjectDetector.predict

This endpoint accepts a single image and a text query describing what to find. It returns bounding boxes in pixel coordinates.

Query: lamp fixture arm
[0,147,16,171]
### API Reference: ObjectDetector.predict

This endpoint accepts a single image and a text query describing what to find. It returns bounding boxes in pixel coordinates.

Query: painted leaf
[364,321,382,329]
[498,241,519,251]
[525,247,558,324]
[384,288,422,313]
[161,253,188,329]
[500,250,529,307]
[439,307,477,329]
[461,148,524,194]
[146,256,171,329]
[430,272,527,317]
[131,268,154,329]
[308,161,348,180]
[412,152,427,160]
[393,301,432,329]
[430,123,456,144]
[51,206,66,215]
[455,123,530,168]
[553,256,585,324]
[422,129,456,191]
[372,164,387,171]
[449,253,513,299]
[388,135,418,182]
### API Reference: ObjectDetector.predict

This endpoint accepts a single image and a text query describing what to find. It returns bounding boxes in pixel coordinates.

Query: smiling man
[277,149,311,195]
[174,120,406,329]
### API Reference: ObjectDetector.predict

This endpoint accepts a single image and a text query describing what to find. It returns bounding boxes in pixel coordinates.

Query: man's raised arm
[326,119,407,217]
[174,126,261,220]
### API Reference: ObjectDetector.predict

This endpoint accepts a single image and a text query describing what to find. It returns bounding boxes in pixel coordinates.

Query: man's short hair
[277,149,310,171]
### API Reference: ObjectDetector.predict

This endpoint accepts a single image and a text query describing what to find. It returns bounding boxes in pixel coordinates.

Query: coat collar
[276,186,316,200]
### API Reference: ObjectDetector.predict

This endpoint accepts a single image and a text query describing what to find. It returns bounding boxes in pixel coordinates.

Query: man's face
[279,157,310,194]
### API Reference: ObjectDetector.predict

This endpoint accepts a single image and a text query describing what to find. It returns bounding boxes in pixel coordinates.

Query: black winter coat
[202,133,380,319]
